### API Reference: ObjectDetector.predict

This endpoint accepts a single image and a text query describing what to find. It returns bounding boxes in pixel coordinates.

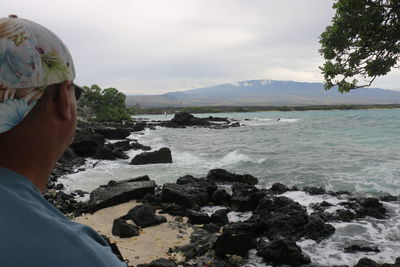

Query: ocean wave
[242,117,300,126]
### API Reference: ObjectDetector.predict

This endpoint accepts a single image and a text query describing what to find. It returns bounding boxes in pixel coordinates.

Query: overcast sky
[2,0,400,94]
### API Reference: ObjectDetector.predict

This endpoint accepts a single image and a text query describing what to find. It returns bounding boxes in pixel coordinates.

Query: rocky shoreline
[47,112,400,267]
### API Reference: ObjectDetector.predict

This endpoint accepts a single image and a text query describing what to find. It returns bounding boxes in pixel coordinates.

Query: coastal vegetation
[78,85,131,122]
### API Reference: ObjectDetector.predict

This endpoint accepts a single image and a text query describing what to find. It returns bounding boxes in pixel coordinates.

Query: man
[0,15,127,266]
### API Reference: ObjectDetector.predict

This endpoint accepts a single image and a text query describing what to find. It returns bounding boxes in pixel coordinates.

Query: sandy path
[74,201,192,266]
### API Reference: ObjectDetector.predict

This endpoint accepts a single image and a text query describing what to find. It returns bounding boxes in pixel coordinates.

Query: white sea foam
[201,206,253,223]
[242,117,300,127]
[280,191,400,266]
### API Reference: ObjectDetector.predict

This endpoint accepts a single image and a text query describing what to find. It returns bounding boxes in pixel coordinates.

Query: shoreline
[50,113,400,266]
[129,104,400,115]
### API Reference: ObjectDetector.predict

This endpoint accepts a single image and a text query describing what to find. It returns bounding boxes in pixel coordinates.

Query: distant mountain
[126,79,400,107]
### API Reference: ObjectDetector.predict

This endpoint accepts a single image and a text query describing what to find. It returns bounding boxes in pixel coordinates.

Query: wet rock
[310,201,334,212]
[256,239,311,266]
[173,231,218,260]
[168,111,211,127]
[130,141,151,151]
[207,169,258,185]
[211,209,230,225]
[94,146,116,160]
[214,230,257,257]
[203,223,221,233]
[111,147,129,159]
[344,245,380,253]
[121,205,167,228]
[112,218,140,238]
[137,258,177,267]
[303,186,326,195]
[93,127,131,140]
[211,189,232,206]
[270,183,289,194]
[87,179,156,213]
[380,195,399,202]
[334,209,357,222]
[161,178,216,209]
[251,196,308,240]
[231,183,266,211]
[132,121,147,132]
[186,210,211,225]
[354,258,380,267]
[303,214,335,241]
[71,129,105,157]
[159,203,187,216]
[176,176,218,196]
[130,147,172,165]
[357,197,387,219]
[111,140,131,151]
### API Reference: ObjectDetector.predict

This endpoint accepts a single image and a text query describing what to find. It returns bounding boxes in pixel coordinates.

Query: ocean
[60,109,400,266]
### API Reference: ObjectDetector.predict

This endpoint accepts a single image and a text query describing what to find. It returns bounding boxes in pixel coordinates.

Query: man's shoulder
[0,167,127,267]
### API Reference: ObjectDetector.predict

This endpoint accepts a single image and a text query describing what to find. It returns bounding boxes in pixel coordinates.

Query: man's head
[0,15,81,190]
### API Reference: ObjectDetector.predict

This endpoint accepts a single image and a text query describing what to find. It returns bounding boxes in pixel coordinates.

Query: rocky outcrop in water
[131,147,173,165]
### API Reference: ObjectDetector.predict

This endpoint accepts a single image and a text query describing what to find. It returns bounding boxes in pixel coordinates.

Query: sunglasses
[72,83,83,100]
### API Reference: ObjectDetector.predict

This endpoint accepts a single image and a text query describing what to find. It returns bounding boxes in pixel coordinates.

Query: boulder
[303,214,335,241]
[121,205,166,227]
[211,189,232,206]
[186,210,211,225]
[256,239,311,266]
[112,218,140,238]
[211,209,230,225]
[137,258,177,267]
[87,179,156,213]
[344,245,380,253]
[131,121,147,132]
[130,141,152,151]
[354,258,380,267]
[70,129,105,157]
[357,197,387,219]
[270,183,289,194]
[130,147,172,165]
[303,186,326,195]
[231,183,266,211]
[214,230,257,257]
[251,196,308,240]
[207,169,258,185]
[93,127,131,140]
[170,111,211,126]
[172,230,218,260]
[161,183,208,209]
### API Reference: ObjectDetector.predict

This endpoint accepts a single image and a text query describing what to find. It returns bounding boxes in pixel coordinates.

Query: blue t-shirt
[0,167,127,267]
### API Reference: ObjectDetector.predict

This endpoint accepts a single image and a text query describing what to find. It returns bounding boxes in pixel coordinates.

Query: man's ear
[55,81,73,120]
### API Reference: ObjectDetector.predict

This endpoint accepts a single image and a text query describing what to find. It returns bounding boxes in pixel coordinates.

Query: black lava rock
[130,147,173,165]
[303,214,335,241]
[256,239,311,266]
[211,189,232,206]
[270,182,289,194]
[112,218,140,238]
[231,183,266,211]
[137,258,177,267]
[207,169,258,185]
[186,209,211,225]
[121,205,167,228]
[211,209,230,225]
[214,230,257,257]
[354,257,380,267]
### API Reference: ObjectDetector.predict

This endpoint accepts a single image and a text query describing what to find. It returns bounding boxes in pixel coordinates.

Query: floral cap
[0,15,76,133]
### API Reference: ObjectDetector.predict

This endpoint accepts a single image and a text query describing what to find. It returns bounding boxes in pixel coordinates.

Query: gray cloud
[2,0,399,94]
